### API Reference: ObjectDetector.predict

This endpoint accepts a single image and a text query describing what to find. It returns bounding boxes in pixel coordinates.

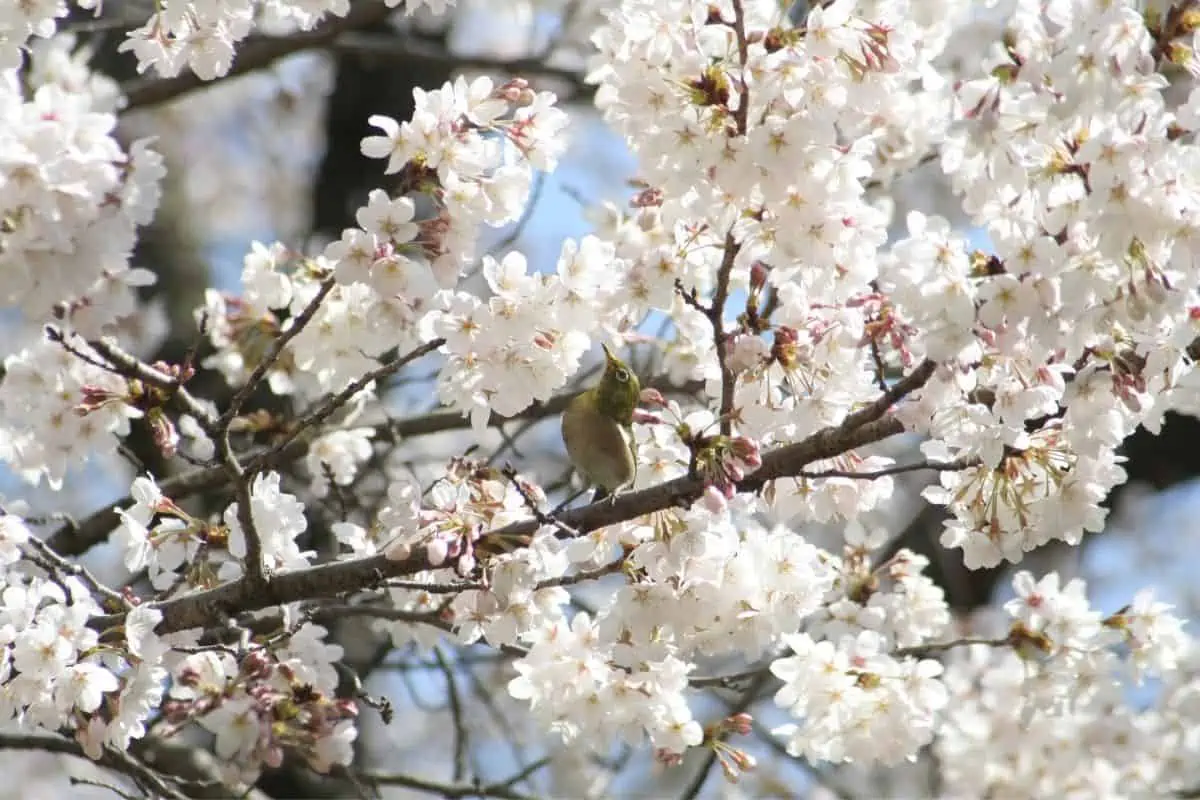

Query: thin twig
[711,234,739,437]
[362,769,536,800]
[263,338,446,464]
[220,275,337,427]
[434,646,470,783]
[21,535,129,609]
[893,636,1009,659]
[798,458,978,481]
[678,662,770,800]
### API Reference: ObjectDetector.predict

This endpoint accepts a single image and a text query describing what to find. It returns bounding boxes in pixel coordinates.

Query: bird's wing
[561,403,637,493]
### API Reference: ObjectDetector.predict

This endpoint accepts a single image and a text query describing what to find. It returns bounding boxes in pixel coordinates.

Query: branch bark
[45,376,702,558]
[121,0,398,110]
[93,361,938,636]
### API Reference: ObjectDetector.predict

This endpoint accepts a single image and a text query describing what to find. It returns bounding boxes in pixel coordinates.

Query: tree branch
[93,360,938,636]
[43,374,701,559]
[711,233,739,436]
[798,458,977,481]
[331,33,593,100]
[121,0,398,110]
[0,732,188,799]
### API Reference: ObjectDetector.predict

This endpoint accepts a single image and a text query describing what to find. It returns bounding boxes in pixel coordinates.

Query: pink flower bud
[265,745,285,769]
[426,536,449,566]
[726,712,752,735]
[383,537,412,562]
[749,261,769,291]
[639,387,667,407]
[699,485,728,513]
[633,410,665,425]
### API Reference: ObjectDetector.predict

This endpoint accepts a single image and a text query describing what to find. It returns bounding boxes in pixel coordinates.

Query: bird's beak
[602,343,618,364]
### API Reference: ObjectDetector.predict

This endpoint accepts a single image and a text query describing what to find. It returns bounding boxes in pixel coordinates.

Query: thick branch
[45,376,700,559]
[121,0,398,110]
[332,33,593,99]
[94,361,937,636]
[0,732,188,799]
[94,549,434,634]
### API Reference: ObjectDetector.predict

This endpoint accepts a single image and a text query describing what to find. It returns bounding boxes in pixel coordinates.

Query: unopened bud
[749,261,769,291]
[639,387,666,408]
[699,485,728,513]
[498,78,529,102]
[242,649,272,679]
[726,712,752,735]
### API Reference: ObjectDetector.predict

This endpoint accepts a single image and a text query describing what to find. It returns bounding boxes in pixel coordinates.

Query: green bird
[561,344,640,502]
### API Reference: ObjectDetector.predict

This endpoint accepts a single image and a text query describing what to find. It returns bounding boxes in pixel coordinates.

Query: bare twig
[21,534,128,609]
[798,458,978,481]
[220,275,337,427]
[434,646,470,783]
[710,234,739,437]
[265,338,447,462]
[78,336,216,429]
[893,636,1009,659]
[678,660,770,800]
[362,769,536,800]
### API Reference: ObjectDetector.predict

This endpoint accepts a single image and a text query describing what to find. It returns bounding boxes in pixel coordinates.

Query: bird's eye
[615,368,630,383]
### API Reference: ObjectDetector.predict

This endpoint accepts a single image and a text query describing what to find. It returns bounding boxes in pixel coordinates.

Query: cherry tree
[0,0,1197,797]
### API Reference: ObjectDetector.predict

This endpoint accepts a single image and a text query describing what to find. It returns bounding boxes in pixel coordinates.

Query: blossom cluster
[115,472,313,591]
[0,505,358,783]
[0,36,163,333]
[164,625,356,780]
[0,514,167,760]
[882,0,1200,568]
[937,572,1195,797]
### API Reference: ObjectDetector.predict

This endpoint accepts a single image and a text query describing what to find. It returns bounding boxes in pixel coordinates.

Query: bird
[560,343,640,503]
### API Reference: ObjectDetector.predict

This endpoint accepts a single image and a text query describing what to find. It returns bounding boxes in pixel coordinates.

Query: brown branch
[679,657,769,800]
[43,375,702,559]
[711,233,739,436]
[893,636,1009,659]
[93,360,938,636]
[219,275,337,427]
[85,337,216,430]
[121,0,398,110]
[211,276,338,584]
[798,458,977,481]
[262,338,447,463]
[221,442,265,584]
[362,768,537,800]
[45,456,239,557]
[120,1,597,112]
[0,732,188,799]
[332,33,593,99]
[22,534,128,609]
[729,0,750,136]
